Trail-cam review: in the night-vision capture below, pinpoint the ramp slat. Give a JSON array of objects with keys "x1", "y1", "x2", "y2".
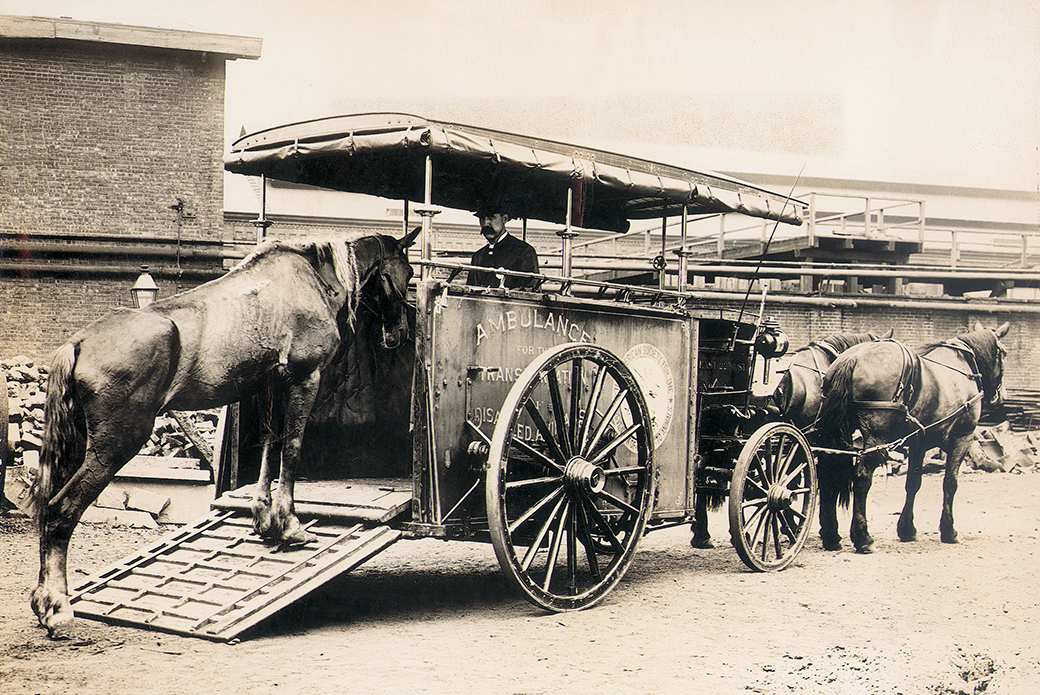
[{"x1": 69, "y1": 509, "x2": 401, "y2": 641}]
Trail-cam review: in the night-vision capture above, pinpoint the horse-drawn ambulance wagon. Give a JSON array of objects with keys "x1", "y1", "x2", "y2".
[{"x1": 51, "y1": 114, "x2": 819, "y2": 640}]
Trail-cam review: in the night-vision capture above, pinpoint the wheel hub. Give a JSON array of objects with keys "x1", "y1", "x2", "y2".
[
  {"x1": 767, "y1": 484, "x2": 792, "y2": 510},
  {"x1": 564, "y1": 457, "x2": 606, "y2": 494}
]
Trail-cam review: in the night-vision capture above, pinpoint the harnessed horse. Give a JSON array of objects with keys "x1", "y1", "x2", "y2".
[
  {"x1": 689, "y1": 330, "x2": 890, "y2": 550},
  {"x1": 815, "y1": 322, "x2": 1009, "y2": 553}
]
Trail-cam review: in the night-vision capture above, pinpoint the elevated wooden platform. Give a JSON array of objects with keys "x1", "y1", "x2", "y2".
[{"x1": 212, "y1": 478, "x2": 413, "y2": 524}]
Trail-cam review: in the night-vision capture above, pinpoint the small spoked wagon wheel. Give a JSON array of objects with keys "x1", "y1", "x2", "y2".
[
  {"x1": 728, "y1": 422, "x2": 817, "y2": 572},
  {"x1": 486, "y1": 343, "x2": 656, "y2": 611}
]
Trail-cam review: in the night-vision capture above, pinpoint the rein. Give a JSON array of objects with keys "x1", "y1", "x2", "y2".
[{"x1": 815, "y1": 390, "x2": 987, "y2": 458}]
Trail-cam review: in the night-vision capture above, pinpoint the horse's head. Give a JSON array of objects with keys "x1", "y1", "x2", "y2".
[
  {"x1": 355, "y1": 229, "x2": 418, "y2": 349},
  {"x1": 970, "y1": 321, "x2": 1011, "y2": 405}
]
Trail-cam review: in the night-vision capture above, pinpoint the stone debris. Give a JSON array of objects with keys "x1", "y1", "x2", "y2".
[
  {"x1": 968, "y1": 422, "x2": 1040, "y2": 473},
  {"x1": 3, "y1": 357, "x2": 219, "y2": 524}
]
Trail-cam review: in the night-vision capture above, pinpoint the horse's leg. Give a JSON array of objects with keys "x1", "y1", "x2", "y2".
[
  {"x1": 816, "y1": 453, "x2": 846, "y2": 551},
  {"x1": 34, "y1": 424, "x2": 152, "y2": 637},
  {"x1": 250, "y1": 378, "x2": 288, "y2": 538},
  {"x1": 897, "y1": 444, "x2": 924, "y2": 542},
  {"x1": 940, "y1": 437, "x2": 970, "y2": 544},
  {"x1": 268, "y1": 369, "x2": 322, "y2": 545},
  {"x1": 250, "y1": 428, "x2": 281, "y2": 538},
  {"x1": 849, "y1": 451, "x2": 879, "y2": 553},
  {"x1": 690, "y1": 491, "x2": 714, "y2": 549}
]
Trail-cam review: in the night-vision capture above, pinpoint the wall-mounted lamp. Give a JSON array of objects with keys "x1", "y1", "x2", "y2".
[{"x1": 131, "y1": 266, "x2": 159, "y2": 308}]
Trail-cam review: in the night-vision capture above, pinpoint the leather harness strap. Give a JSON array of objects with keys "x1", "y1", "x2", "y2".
[
  {"x1": 851, "y1": 339, "x2": 919, "y2": 414},
  {"x1": 925, "y1": 337, "x2": 985, "y2": 394}
]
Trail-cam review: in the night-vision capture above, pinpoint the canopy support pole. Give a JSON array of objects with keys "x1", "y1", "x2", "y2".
[
  {"x1": 418, "y1": 156, "x2": 434, "y2": 281},
  {"x1": 659, "y1": 216, "x2": 668, "y2": 292},
  {"x1": 676, "y1": 204, "x2": 690, "y2": 294},
  {"x1": 557, "y1": 186, "x2": 579, "y2": 294},
  {"x1": 251, "y1": 174, "x2": 273, "y2": 243}
]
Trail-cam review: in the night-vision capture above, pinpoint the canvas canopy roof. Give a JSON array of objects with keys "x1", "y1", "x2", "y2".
[{"x1": 225, "y1": 113, "x2": 804, "y2": 233}]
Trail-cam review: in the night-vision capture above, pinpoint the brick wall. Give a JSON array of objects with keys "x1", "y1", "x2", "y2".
[
  {"x1": 0, "y1": 273, "x2": 205, "y2": 358},
  {"x1": 0, "y1": 36, "x2": 226, "y2": 359},
  {"x1": 0, "y1": 38, "x2": 225, "y2": 240}
]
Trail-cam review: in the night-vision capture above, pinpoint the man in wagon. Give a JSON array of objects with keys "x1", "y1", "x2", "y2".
[{"x1": 466, "y1": 207, "x2": 540, "y2": 290}]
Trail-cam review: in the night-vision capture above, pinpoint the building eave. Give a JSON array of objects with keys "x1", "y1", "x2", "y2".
[{"x1": 0, "y1": 14, "x2": 261, "y2": 60}]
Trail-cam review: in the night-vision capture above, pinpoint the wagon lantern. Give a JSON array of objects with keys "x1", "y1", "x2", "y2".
[{"x1": 754, "y1": 316, "x2": 789, "y2": 385}]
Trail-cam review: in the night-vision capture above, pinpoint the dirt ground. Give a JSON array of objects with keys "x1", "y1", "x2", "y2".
[{"x1": 2, "y1": 469, "x2": 1038, "y2": 695}]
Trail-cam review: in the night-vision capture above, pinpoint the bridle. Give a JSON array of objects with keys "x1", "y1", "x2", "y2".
[{"x1": 355, "y1": 236, "x2": 411, "y2": 340}]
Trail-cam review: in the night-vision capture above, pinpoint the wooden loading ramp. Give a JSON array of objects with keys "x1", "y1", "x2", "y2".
[{"x1": 69, "y1": 480, "x2": 412, "y2": 642}]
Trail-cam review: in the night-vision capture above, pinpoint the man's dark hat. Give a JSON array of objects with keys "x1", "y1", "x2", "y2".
[{"x1": 475, "y1": 202, "x2": 508, "y2": 218}]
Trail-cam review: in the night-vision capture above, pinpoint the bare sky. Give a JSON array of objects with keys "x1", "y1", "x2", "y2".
[{"x1": 6, "y1": 0, "x2": 1039, "y2": 191}]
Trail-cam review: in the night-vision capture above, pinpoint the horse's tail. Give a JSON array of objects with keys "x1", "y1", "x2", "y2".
[
  {"x1": 819, "y1": 357, "x2": 856, "y2": 446},
  {"x1": 817, "y1": 356, "x2": 858, "y2": 508},
  {"x1": 34, "y1": 342, "x2": 82, "y2": 524}
]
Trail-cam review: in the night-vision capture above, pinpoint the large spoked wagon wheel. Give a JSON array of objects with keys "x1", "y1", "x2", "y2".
[
  {"x1": 486, "y1": 343, "x2": 656, "y2": 612},
  {"x1": 729, "y1": 422, "x2": 817, "y2": 572}
]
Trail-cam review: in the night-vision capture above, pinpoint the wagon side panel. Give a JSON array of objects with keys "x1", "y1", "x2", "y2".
[{"x1": 414, "y1": 284, "x2": 693, "y2": 532}]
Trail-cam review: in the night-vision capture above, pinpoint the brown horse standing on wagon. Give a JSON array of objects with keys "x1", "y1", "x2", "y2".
[
  {"x1": 32, "y1": 231, "x2": 417, "y2": 637},
  {"x1": 815, "y1": 322, "x2": 1009, "y2": 553}
]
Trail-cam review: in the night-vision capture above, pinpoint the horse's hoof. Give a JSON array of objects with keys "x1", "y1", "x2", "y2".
[
  {"x1": 281, "y1": 517, "x2": 317, "y2": 546},
  {"x1": 897, "y1": 519, "x2": 917, "y2": 542},
  {"x1": 282, "y1": 528, "x2": 317, "y2": 547},
  {"x1": 854, "y1": 544, "x2": 874, "y2": 554},
  {"x1": 690, "y1": 536, "x2": 715, "y2": 549},
  {"x1": 252, "y1": 514, "x2": 276, "y2": 539},
  {"x1": 46, "y1": 615, "x2": 75, "y2": 640},
  {"x1": 941, "y1": 533, "x2": 959, "y2": 544},
  {"x1": 822, "y1": 540, "x2": 842, "y2": 552},
  {"x1": 32, "y1": 595, "x2": 75, "y2": 639}
]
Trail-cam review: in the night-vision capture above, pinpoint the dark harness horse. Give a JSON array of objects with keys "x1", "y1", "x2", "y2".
[
  {"x1": 815, "y1": 322, "x2": 1009, "y2": 553},
  {"x1": 689, "y1": 329, "x2": 890, "y2": 549},
  {"x1": 32, "y1": 230, "x2": 417, "y2": 637}
]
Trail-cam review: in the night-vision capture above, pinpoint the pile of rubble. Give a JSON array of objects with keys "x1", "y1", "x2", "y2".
[
  {"x1": 4, "y1": 355, "x2": 48, "y2": 472},
  {"x1": 965, "y1": 422, "x2": 1040, "y2": 473},
  {"x1": 3, "y1": 355, "x2": 219, "y2": 522},
  {"x1": 885, "y1": 421, "x2": 1040, "y2": 476}
]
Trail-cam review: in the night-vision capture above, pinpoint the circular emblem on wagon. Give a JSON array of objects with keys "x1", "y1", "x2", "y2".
[{"x1": 621, "y1": 342, "x2": 675, "y2": 450}]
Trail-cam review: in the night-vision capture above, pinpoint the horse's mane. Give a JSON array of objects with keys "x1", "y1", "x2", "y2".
[
  {"x1": 232, "y1": 237, "x2": 361, "y2": 324},
  {"x1": 813, "y1": 331, "x2": 879, "y2": 354}
]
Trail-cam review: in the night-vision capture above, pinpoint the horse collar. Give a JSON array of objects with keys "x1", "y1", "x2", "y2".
[
  {"x1": 813, "y1": 341, "x2": 840, "y2": 360},
  {"x1": 941, "y1": 338, "x2": 987, "y2": 394}
]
